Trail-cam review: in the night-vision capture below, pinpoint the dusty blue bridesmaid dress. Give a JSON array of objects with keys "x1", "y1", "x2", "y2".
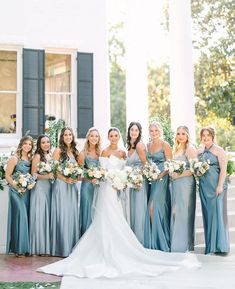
[
  {"x1": 127, "y1": 150, "x2": 147, "y2": 245},
  {"x1": 199, "y1": 148, "x2": 229, "y2": 254},
  {"x1": 51, "y1": 156, "x2": 80, "y2": 257},
  {"x1": 7, "y1": 159, "x2": 31, "y2": 255},
  {"x1": 79, "y1": 155, "x2": 99, "y2": 236},
  {"x1": 170, "y1": 154, "x2": 196, "y2": 252},
  {"x1": 30, "y1": 177, "x2": 52, "y2": 255},
  {"x1": 144, "y1": 149, "x2": 170, "y2": 251}
]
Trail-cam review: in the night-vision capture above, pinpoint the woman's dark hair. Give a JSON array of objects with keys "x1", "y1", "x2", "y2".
[
  {"x1": 59, "y1": 127, "x2": 79, "y2": 161},
  {"x1": 108, "y1": 127, "x2": 120, "y2": 137},
  {"x1": 35, "y1": 135, "x2": 51, "y2": 162},
  {"x1": 126, "y1": 122, "x2": 142, "y2": 150}
]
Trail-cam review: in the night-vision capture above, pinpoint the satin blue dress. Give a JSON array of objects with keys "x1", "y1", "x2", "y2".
[
  {"x1": 127, "y1": 150, "x2": 147, "y2": 245},
  {"x1": 170, "y1": 154, "x2": 196, "y2": 252},
  {"x1": 199, "y1": 148, "x2": 229, "y2": 254},
  {"x1": 51, "y1": 156, "x2": 80, "y2": 257},
  {"x1": 144, "y1": 149, "x2": 170, "y2": 251},
  {"x1": 80, "y1": 155, "x2": 99, "y2": 236},
  {"x1": 30, "y1": 177, "x2": 52, "y2": 255},
  {"x1": 7, "y1": 159, "x2": 31, "y2": 255}
]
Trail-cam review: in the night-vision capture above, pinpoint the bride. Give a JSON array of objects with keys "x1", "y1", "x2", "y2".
[{"x1": 38, "y1": 127, "x2": 200, "y2": 279}]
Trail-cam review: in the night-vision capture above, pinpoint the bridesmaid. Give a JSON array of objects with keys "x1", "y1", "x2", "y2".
[
  {"x1": 126, "y1": 122, "x2": 147, "y2": 245},
  {"x1": 144, "y1": 121, "x2": 172, "y2": 251},
  {"x1": 30, "y1": 135, "x2": 54, "y2": 255},
  {"x1": 51, "y1": 127, "x2": 80, "y2": 257},
  {"x1": 78, "y1": 127, "x2": 101, "y2": 236},
  {"x1": 198, "y1": 126, "x2": 229, "y2": 254},
  {"x1": 5, "y1": 136, "x2": 34, "y2": 256},
  {"x1": 170, "y1": 126, "x2": 197, "y2": 252}
]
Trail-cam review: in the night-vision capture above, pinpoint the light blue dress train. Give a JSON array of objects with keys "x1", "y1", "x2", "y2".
[
  {"x1": 170, "y1": 154, "x2": 196, "y2": 252},
  {"x1": 144, "y1": 149, "x2": 170, "y2": 251},
  {"x1": 7, "y1": 159, "x2": 31, "y2": 255},
  {"x1": 199, "y1": 148, "x2": 229, "y2": 254},
  {"x1": 127, "y1": 150, "x2": 147, "y2": 245},
  {"x1": 50, "y1": 156, "x2": 80, "y2": 257},
  {"x1": 30, "y1": 177, "x2": 52, "y2": 255},
  {"x1": 79, "y1": 155, "x2": 99, "y2": 236}
]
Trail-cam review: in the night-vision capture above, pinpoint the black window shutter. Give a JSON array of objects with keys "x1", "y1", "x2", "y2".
[
  {"x1": 22, "y1": 49, "x2": 45, "y2": 138},
  {"x1": 77, "y1": 52, "x2": 93, "y2": 138}
]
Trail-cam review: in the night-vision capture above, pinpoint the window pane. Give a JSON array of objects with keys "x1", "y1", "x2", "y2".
[
  {"x1": 45, "y1": 53, "x2": 71, "y2": 127},
  {"x1": 0, "y1": 51, "x2": 17, "y2": 91},
  {"x1": 45, "y1": 54, "x2": 71, "y2": 93},
  {"x1": 0, "y1": 93, "x2": 16, "y2": 133}
]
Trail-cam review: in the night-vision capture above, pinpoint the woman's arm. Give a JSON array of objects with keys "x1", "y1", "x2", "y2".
[
  {"x1": 136, "y1": 142, "x2": 147, "y2": 165},
  {"x1": 5, "y1": 156, "x2": 19, "y2": 190},
  {"x1": 159, "y1": 141, "x2": 172, "y2": 178},
  {"x1": 216, "y1": 146, "x2": 228, "y2": 196},
  {"x1": 78, "y1": 151, "x2": 85, "y2": 166}
]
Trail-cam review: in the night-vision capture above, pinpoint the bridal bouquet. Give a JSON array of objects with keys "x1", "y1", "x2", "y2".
[
  {"x1": 126, "y1": 166, "x2": 144, "y2": 189},
  {"x1": 190, "y1": 158, "x2": 210, "y2": 177},
  {"x1": 13, "y1": 172, "x2": 36, "y2": 195},
  {"x1": 83, "y1": 166, "x2": 107, "y2": 185},
  {"x1": 142, "y1": 161, "x2": 161, "y2": 181},
  {"x1": 37, "y1": 160, "x2": 58, "y2": 182},
  {"x1": 58, "y1": 160, "x2": 83, "y2": 180},
  {"x1": 107, "y1": 169, "x2": 128, "y2": 192},
  {"x1": 0, "y1": 154, "x2": 9, "y2": 191},
  {"x1": 164, "y1": 160, "x2": 186, "y2": 175}
]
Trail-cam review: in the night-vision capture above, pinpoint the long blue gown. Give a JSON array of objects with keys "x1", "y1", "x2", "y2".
[
  {"x1": 7, "y1": 159, "x2": 31, "y2": 255},
  {"x1": 30, "y1": 177, "x2": 52, "y2": 255},
  {"x1": 144, "y1": 149, "x2": 170, "y2": 251},
  {"x1": 79, "y1": 155, "x2": 99, "y2": 236},
  {"x1": 127, "y1": 150, "x2": 147, "y2": 245},
  {"x1": 199, "y1": 149, "x2": 229, "y2": 254},
  {"x1": 170, "y1": 154, "x2": 196, "y2": 252},
  {"x1": 51, "y1": 156, "x2": 80, "y2": 257}
]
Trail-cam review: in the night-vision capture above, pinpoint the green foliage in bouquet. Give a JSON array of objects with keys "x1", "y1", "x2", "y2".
[
  {"x1": 227, "y1": 159, "x2": 235, "y2": 177},
  {"x1": 46, "y1": 119, "x2": 65, "y2": 148}
]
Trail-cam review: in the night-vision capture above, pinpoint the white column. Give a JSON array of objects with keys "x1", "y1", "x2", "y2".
[
  {"x1": 126, "y1": 0, "x2": 149, "y2": 141},
  {"x1": 169, "y1": 0, "x2": 196, "y2": 141}
]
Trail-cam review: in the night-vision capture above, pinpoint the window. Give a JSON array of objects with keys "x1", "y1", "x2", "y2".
[
  {"x1": 0, "y1": 50, "x2": 17, "y2": 134},
  {"x1": 45, "y1": 53, "x2": 72, "y2": 127}
]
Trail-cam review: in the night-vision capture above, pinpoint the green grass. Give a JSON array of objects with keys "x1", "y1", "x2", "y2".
[{"x1": 0, "y1": 282, "x2": 60, "y2": 289}]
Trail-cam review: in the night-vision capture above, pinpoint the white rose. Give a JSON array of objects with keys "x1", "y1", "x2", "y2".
[
  {"x1": 63, "y1": 168, "x2": 70, "y2": 176},
  {"x1": 94, "y1": 170, "x2": 102, "y2": 179}
]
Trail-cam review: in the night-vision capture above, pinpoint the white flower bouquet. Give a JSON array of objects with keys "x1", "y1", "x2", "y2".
[
  {"x1": 107, "y1": 169, "x2": 128, "y2": 192},
  {"x1": 164, "y1": 160, "x2": 187, "y2": 175},
  {"x1": 37, "y1": 159, "x2": 58, "y2": 174},
  {"x1": 83, "y1": 166, "x2": 107, "y2": 185},
  {"x1": 0, "y1": 154, "x2": 9, "y2": 190},
  {"x1": 13, "y1": 172, "x2": 36, "y2": 195},
  {"x1": 58, "y1": 160, "x2": 83, "y2": 180},
  {"x1": 190, "y1": 158, "x2": 210, "y2": 177},
  {"x1": 142, "y1": 161, "x2": 161, "y2": 181},
  {"x1": 126, "y1": 166, "x2": 144, "y2": 189}
]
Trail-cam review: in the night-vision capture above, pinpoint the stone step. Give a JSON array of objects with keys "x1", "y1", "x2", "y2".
[
  {"x1": 195, "y1": 210, "x2": 235, "y2": 229},
  {"x1": 195, "y1": 227, "x2": 235, "y2": 245},
  {"x1": 194, "y1": 243, "x2": 235, "y2": 254},
  {"x1": 196, "y1": 197, "x2": 235, "y2": 213}
]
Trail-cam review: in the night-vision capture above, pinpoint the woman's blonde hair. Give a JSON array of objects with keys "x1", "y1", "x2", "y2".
[
  {"x1": 83, "y1": 127, "x2": 101, "y2": 156},
  {"x1": 173, "y1": 126, "x2": 190, "y2": 154},
  {"x1": 149, "y1": 120, "x2": 163, "y2": 139},
  {"x1": 16, "y1": 136, "x2": 34, "y2": 160}
]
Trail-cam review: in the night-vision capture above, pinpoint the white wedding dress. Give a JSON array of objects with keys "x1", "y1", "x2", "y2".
[{"x1": 38, "y1": 155, "x2": 200, "y2": 286}]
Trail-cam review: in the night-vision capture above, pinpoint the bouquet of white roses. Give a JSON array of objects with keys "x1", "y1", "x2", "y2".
[
  {"x1": 83, "y1": 166, "x2": 107, "y2": 185},
  {"x1": 142, "y1": 161, "x2": 161, "y2": 181},
  {"x1": 107, "y1": 169, "x2": 128, "y2": 192},
  {"x1": 57, "y1": 160, "x2": 83, "y2": 180},
  {"x1": 190, "y1": 158, "x2": 210, "y2": 177},
  {"x1": 126, "y1": 166, "x2": 144, "y2": 189},
  {"x1": 13, "y1": 172, "x2": 36, "y2": 195},
  {"x1": 164, "y1": 160, "x2": 186, "y2": 175},
  {"x1": 0, "y1": 154, "x2": 9, "y2": 190},
  {"x1": 37, "y1": 159, "x2": 58, "y2": 174}
]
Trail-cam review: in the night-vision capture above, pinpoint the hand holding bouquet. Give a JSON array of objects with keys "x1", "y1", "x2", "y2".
[
  {"x1": 190, "y1": 158, "x2": 210, "y2": 177},
  {"x1": 126, "y1": 166, "x2": 144, "y2": 190},
  {"x1": 83, "y1": 166, "x2": 107, "y2": 185},
  {"x1": 58, "y1": 160, "x2": 83, "y2": 182},
  {"x1": 164, "y1": 160, "x2": 187, "y2": 175},
  {"x1": 142, "y1": 161, "x2": 161, "y2": 181},
  {"x1": 107, "y1": 169, "x2": 128, "y2": 192},
  {"x1": 37, "y1": 159, "x2": 58, "y2": 182},
  {"x1": 13, "y1": 172, "x2": 36, "y2": 195}
]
